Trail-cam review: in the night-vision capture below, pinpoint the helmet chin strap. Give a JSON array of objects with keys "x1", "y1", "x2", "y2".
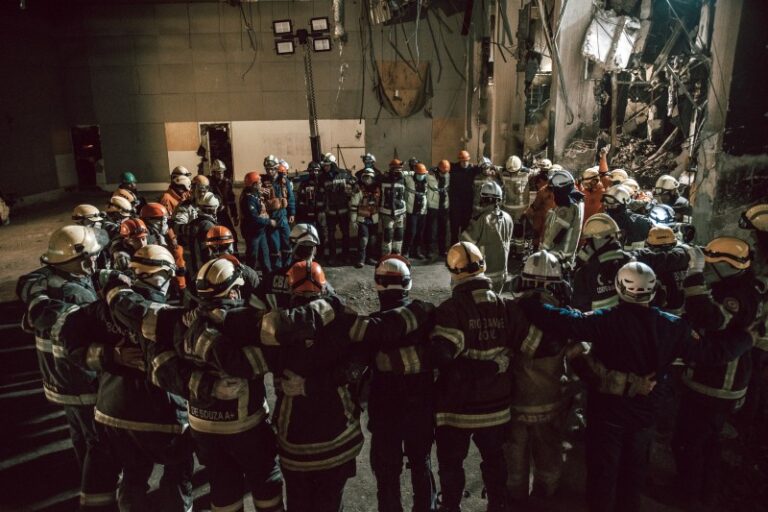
[{"x1": 136, "y1": 273, "x2": 171, "y2": 295}]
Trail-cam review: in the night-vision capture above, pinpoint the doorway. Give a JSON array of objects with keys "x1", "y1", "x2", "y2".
[
  {"x1": 71, "y1": 126, "x2": 102, "y2": 190},
  {"x1": 199, "y1": 123, "x2": 233, "y2": 179}
]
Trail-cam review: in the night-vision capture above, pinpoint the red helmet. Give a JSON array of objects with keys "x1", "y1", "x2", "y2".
[
  {"x1": 244, "y1": 172, "x2": 261, "y2": 188},
  {"x1": 205, "y1": 226, "x2": 234, "y2": 247},
  {"x1": 286, "y1": 260, "x2": 327, "y2": 296},
  {"x1": 140, "y1": 202, "x2": 169, "y2": 220},
  {"x1": 389, "y1": 159, "x2": 403, "y2": 169},
  {"x1": 119, "y1": 218, "x2": 149, "y2": 240}
]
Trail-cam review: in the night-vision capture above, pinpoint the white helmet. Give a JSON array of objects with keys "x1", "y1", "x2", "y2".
[
  {"x1": 171, "y1": 165, "x2": 191, "y2": 178},
  {"x1": 374, "y1": 255, "x2": 412, "y2": 291},
  {"x1": 505, "y1": 155, "x2": 523, "y2": 172},
  {"x1": 289, "y1": 223, "x2": 321, "y2": 247},
  {"x1": 196, "y1": 257, "x2": 245, "y2": 299},
  {"x1": 72, "y1": 204, "x2": 103, "y2": 224},
  {"x1": 583, "y1": 213, "x2": 620, "y2": 239},
  {"x1": 211, "y1": 159, "x2": 227, "y2": 173},
  {"x1": 362, "y1": 153, "x2": 376, "y2": 165},
  {"x1": 198, "y1": 192, "x2": 220, "y2": 211},
  {"x1": 602, "y1": 185, "x2": 632, "y2": 208},
  {"x1": 41, "y1": 225, "x2": 102, "y2": 265},
  {"x1": 582, "y1": 166, "x2": 600, "y2": 181},
  {"x1": 264, "y1": 154, "x2": 279, "y2": 169},
  {"x1": 106, "y1": 196, "x2": 134, "y2": 217},
  {"x1": 623, "y1": 178, "x2": 639, "y2": 195},
  {"x1": 537, "y1": 158, "x2": 552, "y2": 170},
  {"x1": 129, "y1": 245, "x2": 176, "y2": 275},
  {"x1": 480, "y1": 181, "x2": 503, "y2": 200},
  {"x1": 608, "y1": 169, "x2": 629, "y2": 184},
  {"x1": 550, "y1": 170, "x2": 575, "y2": 188},
  {"x1": 322, "y1": 152, "x2": 336, "y2": 165},
  {"x1": 654, "y1": 175, "x2": 679, "y2": 193},
  {"x1": 522, "y1": 250, "x2": 563, "y2": 286},
  {"x1": 172, "y1": 175, "x2": 192, "y2": 190},
  {"x1": 446, "y1": 242, "x2": 486, "y2": 281},
  {"x1": 479, "y1": 157, "x2": 493, "y2": 170},
  {"x1": 615, "y1": 261, "x2": 657, "y2": 304}
]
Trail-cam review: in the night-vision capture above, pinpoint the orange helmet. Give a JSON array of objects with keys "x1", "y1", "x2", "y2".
[
  {"x1": 244, "y1": 172, "x2": 262, "y2": 188},
  {"x1": 438, "y1": 160, "x2": 451, "y2": 173},
  {"x1": 205, "y1": 226, "x2": 234, "y2": 247},
  {"x1": 458, "y1": 150, "x2": 470, "y2": 162},
  {"x1": 389, "y1": 159, "x2": 403, "y2": 169},
  {"x1": 286, "y1": 260, "x2": 327, "y2": 296},
  {"x1": 414, "y1": 163, "x2": 428, "y2": 175},
  {"x1": 140, "y1": 202, "x2": 169, "y2": 220},
  {"x1": 119, "y1": 218, "x2": 149, "y2": 240}
]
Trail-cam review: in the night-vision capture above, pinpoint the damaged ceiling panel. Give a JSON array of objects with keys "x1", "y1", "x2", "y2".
[{"x1": 582, "y1": 8, "x2": 642, "y2": 70}]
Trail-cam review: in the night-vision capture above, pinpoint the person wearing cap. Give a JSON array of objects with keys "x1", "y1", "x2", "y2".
[
  {"x1": 403, "y1": 163, "x2": 430, "y2": 259},
  {"x1": 449, "y1": 150, "x2": 481, "y2": 245},
  {"x1": 425, "y1": 160, "x2": 451, "y2": 259}
]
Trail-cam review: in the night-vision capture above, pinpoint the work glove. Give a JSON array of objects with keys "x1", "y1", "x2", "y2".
[
  {"x1": 281, "y1": 370, "x2": 306, "y2": 397},
  {"x1": 686, "y1": 245, "x2": 706, "y2": 275},
  {"x1": 212, "y1": 377, "x2": 247, "y2": 400}
]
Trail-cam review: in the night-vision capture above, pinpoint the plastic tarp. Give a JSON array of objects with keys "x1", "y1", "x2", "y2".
[{"x1": 582, "y1": 8, "x2": 641, "y2": 70}]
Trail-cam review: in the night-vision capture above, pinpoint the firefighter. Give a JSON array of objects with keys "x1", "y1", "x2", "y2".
[
  {"x1": 645, "y1": 226, "x2": 689, "y2": 314},
  {"x1": 380, "y1": 159, "x2": 408, "y2": 255},
  {"x1": 97, "y1": 245, "x2": 193, "y2": 511},
  {"x1": 524, "y1": 169, "x2": 555, "y2": 249},
  {"x1": 403, "y1": 163, "x2": 430, "y2": 259},
  {"x1": 17, "y1": 226, "x2": 103, "y2": 471},
  {"x1": 160, "y1": 174, "x2": 192, "y2": 216},
  {"x1": 461, "y1": 181, "x2": 514, "y2": 293},
  {"x1": 597, "y1": 145, "x2": 612, "y2": 190},
  {"x1": 501, "y1": 156, "x2": 532, "y2": 258},
  {"x1": 140, "y1": 202, "x2": 186, "y2": 292},
  {"x1": 117, "y1": 171, "x2": 146, "y2": 211},
  {"x1": 112, "y1": 188, "x2": 139, "y2": 213},
  {"x1": 209, "y1": 159, "x2": 239, "y2": 246},
  {"x1": 606, "y1": 169, "x2": 628, "y2": 187},
  {"x1": 541, "y1": 170, "x2": 584, "y2": 266},
  {"x1": 571, "y1": 213, "x2": 692, "y2": 312},
  {"x1": 430, "y1": 241, "x2": 533, "y2": 512},
  {"x1": 72, "y1": 204, "x2": 105, "y2": 230},
  {"x1": 602, "y1": 184, "x2": 653, "y2": 250},
  {"x1": 240, "y1": 171, "x2": 272, "y2": 274},
  {"x1": 267, "y1": 163, "x2": 296, "y2": 268},
  {"x1": 104, "y1": 196, "x2": 135, "y2": 239},
  {"x1": 350, "y1": 167, "x2": 381, "y2": 268},
  {"x1": 472, "y1": 158, "x2": 502, "y2": 217},
  {"x1": 109, "y1": 218, "x2": 148, "y2": 271},
  {"x1": 204, "y1": 225, "x2": 236, "y2": 258},
  {"x1": 622, "y1": 179, "x2": 653, "y2": 215},
  {"x1": 318, "y1": 152, "x2": 354, "y2": 264},
  {"x1": 185, "y1": 191, "x2": 220, "y2": 279},
  {"x1": 295, "y1": 161, "x2": 323, "y2": 231},
  {"x1": 172, "y1": 174, "x2": 210, "y2": 240},
  {"x1": 368, "y1": 256, "x2": 437, "y2": 512},
  {"x1": 448, "y1": 150, "x2": 481, "y2": 244},
  {"x1": 654, "y1": 175, "x2": 692, "y2": 223},
  {"x1": 517, "y1": 261, "x2": 753, "y2": 512},
  {"x1": 649, "y1": 203, "x2": 696, "y2": 244},
  {"x1": 360, "y1": 152, "x2": 382, "y2": 177},
  {"x1": 425, "y1": 160, "x2": 451, "y2": 260},
  {"x1": 579, "y1": 167, "x2": 605, "y2": 227},
  {"x1": 674, "y1": 237, "x2": 760, "y2": 507}
]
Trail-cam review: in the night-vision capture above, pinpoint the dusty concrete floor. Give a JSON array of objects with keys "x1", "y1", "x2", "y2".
[{"x1": 2, "y1": 193, "x2": 762, "y2": 511}]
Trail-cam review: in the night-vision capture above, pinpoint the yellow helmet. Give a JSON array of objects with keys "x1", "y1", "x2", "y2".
[
  {"x1": 582, "y1": 213, "x2": 620, "y2": 239},
  {"x1": 112, "y1": 188, "x2": 136, "y2": 204},
  {"x1": 703, "y1": 237, "x2": 751, "y2": 270},
  {"x1": 41, "y1": 225, "x2": 103, "y2": 265},
  {"x1": 740, "y1": 203, "x2": 768, "y2": 232},
  {"x1": 446, "y1": 242, "x2": 486, "y2": 281},
  {"x1": 646, "y1": 226, "x2": 677, "y2": 248}
]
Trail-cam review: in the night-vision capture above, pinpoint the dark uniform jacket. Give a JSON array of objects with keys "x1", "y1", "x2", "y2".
[
  {"x1": 294, "y1": 174, "x2": 323, "y2": 222},
  {"x1": 239, "y1": 189, "x2": 270, "y2": 237},
  {"x1": 448, "y1": 164, "x2": 480, "y2": 217},
  {"x1": 318, "y1": 166, "x2": 354, "y2": 215},
  {"x1": 210, "y1": 176, "x2": 238, "y2": 224},
  {"x1": 607, "y1": 206, "x2": 654, "y2": 250},
  {"x1": 379, "y1": 174, "x2": 406, "y2": 217}
]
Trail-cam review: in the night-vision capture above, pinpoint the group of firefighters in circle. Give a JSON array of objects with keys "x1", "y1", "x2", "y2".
[{"x1": 16, "y1": 146, "x2": 768, "y2": 512}]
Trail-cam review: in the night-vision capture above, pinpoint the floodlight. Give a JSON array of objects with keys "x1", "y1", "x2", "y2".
[
  {"x1": 310, "y1": 17, "x2": 330, "y2": 33},
  {"x1": 273, "y1": 19, "x2": 293, "y2": 36},
  {"x1": 276, "y1": 40, "x2": 295, "y2": 55},
  {"x1": 312, "y1": 37, "x2": 332, "y2": 52}
]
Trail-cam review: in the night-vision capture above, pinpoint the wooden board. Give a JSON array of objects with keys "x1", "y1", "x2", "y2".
[
  {"x1": 164, "y1": 122, "x2": 199, "y2": 152},
  {"x1": 431, "y1": 117, "x2": 465, "y2": 164}
]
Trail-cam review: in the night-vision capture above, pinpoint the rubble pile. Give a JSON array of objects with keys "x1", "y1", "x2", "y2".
[{"x1": 611, "y1": 134, "x2": 680, "y2": 188}]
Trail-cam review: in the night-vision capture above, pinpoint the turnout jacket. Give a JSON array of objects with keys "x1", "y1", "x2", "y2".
[
  {"x1": 294, "y1": 174, "x2": 323, "y2": 221},
  {"x1": 404, "y1": 175, "x2": 429, "y2": 215},
  {"x1": 501, "y1": 169, "x2": 531, "y2": 220},
  {"x1": 430, "y1": 277, "x2": 531, "y2": 429},
  {"x1": 318, "y1": 166, "x2": 355, "y2": 215},
  {"x1": 461, "y1": 207, "x2": 514, "y2": 287},
  {"x1": 379, "y1": 173, "x2": 407, "y2": 217},
  {"x1": 18, "y1": 267, "x2": 99, "y2": 406},
  {"x1": 518, "y1": 299, "x2": 753, "y2": 428},
  {"x1": 541, "y1": 202, "x2": 584, "y2": 263},
  {"x1": 350, "y1": 183, "x2": 381, "y2": 225},
  {"x1": 607, "y1": 206, "x2": 653, "y2": 250},
  {"x1": 426, "y1": 170, "x2": 450, "y2": 211}
]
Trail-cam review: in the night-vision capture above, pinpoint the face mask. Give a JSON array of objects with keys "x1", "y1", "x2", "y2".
[
  {"x1": 80, "y1": 255, "x2": 98, "y2": 276},
  {"x1": 415, "y1": 174, "x2": 426, "y2": 181}
]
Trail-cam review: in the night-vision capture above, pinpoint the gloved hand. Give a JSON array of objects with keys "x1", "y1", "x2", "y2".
[
  {"x1": 269, "y1": 219, "x2": 277, "y2": 228},
  {"x1": 113, "y1": 345, "x2": 145, "y2": 371},
  {"x1": 281, "y1": 370, "x2": 306, "y2": 397},
  {"x1": 212, "y1": 377, "x2": 247, "y2": 400},
  {"x1": 686, "y1": 245, "x2": 706, "y2": 274}
]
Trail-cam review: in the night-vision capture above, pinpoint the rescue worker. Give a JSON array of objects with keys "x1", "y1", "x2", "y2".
[
  {"x1": 209, "y1": 159, "x2": 239, "y2": 248},
  {"x1": 541, "y1": 170, "x2": 584, "y2": 266},
  {"x1": 17, "y1": 226, "x2": 103, "y2": 471},
  {"x1": 268, "y1": 163, "x2": 296, "y2": 268},
  {"x1": 240, "y1": 171, "x2": 272, "y2": 273},
  {"x1": 350, "y1": 168, "x2": 381, "y2": 268},
  {"x1": 263, "y1": 154, "x2": 280, "y2": 176},
  {"x1": 379, "y1": 159, "x2": 408, "y2": 255},
  {"x1": 97, "y1": 245, "x2": 193, "y2": 511},
  {"x1": 654, "y1": 175, "x2": 692, "y2": 223},
  {"x1": 112, "y1": 188, "x2": 139, "y2": 213},
  {"x1": 579, "y1": 167, "x2": 605, "y2": 227},
  {"x1": 501, "y1": 156, "x2": 532, "y2": 258},
  {"x1": 72, "y1": 204, "x2": 105, "y2": 230},
  {"x1": 361, "y1": 152, "x2": 382, "y2": 177},
  {"x1": 524, "y1": 169, "x2": 555, "y2": 249},
  {"x1": 645, "y1": 226, "x2": 688, "y2": 314},
  {"x1": 110, "y1": 218, "x2": 149, "y2": 271},
  {"x1": 160, "y1": 174, "x2": 192, "y2": 216},
  {"x1": 172, "y1": 174, "x2": 210, "y2": 240},
  {"x1": 403, "y1": 163, "x2": 429, "y2": 259},
  {"x1": 740, "y1": 202, "x2": 768, "y2": 274},
  {"x1": 602, "y1": 184, "x2": 653, "y2": 250},
  {"x1": 140, "y1": 202, "x2": 186, "y2": 292},
  {"x1": 623, "y1": 179, "x2": 653, "y2": 215},
  {"x1": 104, "y1": 195, "x2": 135, "y2": 239},
  {"x1": 571, "y1": 213, "x2": 692, "y2": 312},
  {"x1": 430, "y1": 241, "x2": 533, "y2": 512},
  {"x1": 295, "y1": 161, "x2": 323, "y2": 230},
  {"x1": 425, "y1": 160, "x2": 451, "y2": 260},
  {"x1": 318, "y1": 152, "x2": 354, "y2": 263},
  {"x1": 461, "y1": 181, "x2": 514, "y2": 293},
  {"x1": 368, "y1": 256, "x2": 437, "y2": 512},
  {"x1": 674, "y1": 237, "x2": 760, "y2": 507},
  {"x1": 517, "y1": 261, "x2": 753, "y2": 512},
  {"x1": 117, "y1": 171, "x2": 146, "y2": 211},
  {"x1": 448, "y1": 150, "x2": 481, "y2": 244},
  {"x1": 171, "y1": 165, "x2": 192, "y2": 180},
  {"x1": 204, "y1": 225, "x2": 236, "y2": 258},
  {"x1": 606, "y1": 169, "x2": 628, "y2": 187},
  {"x1": 185, "y1": 191, "x2": 220, "y2": 279},
  {"x1": 597, "y1": 145, "x2": 612, "y2": 190},
  {"x1": 471, "y1": 158, "x2": 501, "y2": 217}
]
